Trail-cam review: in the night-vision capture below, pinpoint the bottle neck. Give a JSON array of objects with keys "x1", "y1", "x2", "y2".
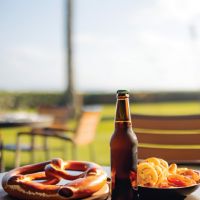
[{"x1": 115, "y1": 96, "x2": 132, "y2": 128}]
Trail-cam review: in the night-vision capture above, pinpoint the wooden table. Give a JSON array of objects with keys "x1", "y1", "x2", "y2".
[
  {"x1": 0, "y1": 166, "x2": 199, "y2": 200},
  {"x1": 0, "y1": 112, "x2": 53, "y2": 128}
]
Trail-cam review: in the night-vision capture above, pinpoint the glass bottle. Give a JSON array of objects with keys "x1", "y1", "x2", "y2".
[{"x1": 110, "y1": 90, "x2": 138, "y2": 200}]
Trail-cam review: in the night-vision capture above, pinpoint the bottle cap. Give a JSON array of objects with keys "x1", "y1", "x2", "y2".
[{"x1": 117, "y1": 90, "x2": 129, "y2": 97}]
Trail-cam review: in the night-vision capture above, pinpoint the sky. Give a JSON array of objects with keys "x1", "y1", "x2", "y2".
[{"x1": 0, "y1": 0, "x2": 200, "y2": 92}]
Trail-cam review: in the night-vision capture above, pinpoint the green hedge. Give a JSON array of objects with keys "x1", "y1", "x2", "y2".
[
  {"x1": 0, "y1": 91, "x2": 200, "y2": 110},
  {"x1": 83, "y1": 91, "x2": 200, "y2": 104},
  {"x1": 0, "y1": 92, "x2": 66, "y2": 110}
]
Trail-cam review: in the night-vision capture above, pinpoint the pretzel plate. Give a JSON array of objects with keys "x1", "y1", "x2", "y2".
[{"x1": 2, "y1": 158, "x2": 110, "y2": 200}]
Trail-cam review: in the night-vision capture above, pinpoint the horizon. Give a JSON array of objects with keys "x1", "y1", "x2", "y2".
[{"x1": 0, "y1": 88, "x2": 199, "y2": 94}]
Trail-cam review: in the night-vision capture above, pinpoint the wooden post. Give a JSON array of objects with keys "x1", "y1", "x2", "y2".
[{"x1": 66, "y1": 0, "x2": 76, "y2": 113}]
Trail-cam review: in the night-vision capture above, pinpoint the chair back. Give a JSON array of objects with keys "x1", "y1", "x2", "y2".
[
  {"x1": 131, "y1": 114, "x2": 200, "y2": 163},
  {"x1": 38, "y1": 106, "x2": 71, "y2": 128},
  {"x1": 74, "y1": 111, "x2": 100, "y2": 145}
]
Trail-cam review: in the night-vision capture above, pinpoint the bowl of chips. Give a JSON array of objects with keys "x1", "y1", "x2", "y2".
[{"x1": 136, "y1": 157, "x2": 200, "y2": 199}]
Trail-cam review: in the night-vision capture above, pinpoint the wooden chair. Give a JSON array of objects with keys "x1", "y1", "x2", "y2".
[
  {"x1": 35, "y1": 105, "x2": 72, "y2": 131},
  {"x1": 38, "y1": 107, "x2": 101, "y2": 162},
  {"x1": 14, "y1": 109, "x2": 101, "y2": 167},
  {"x1": 131, "y1": 114, "x2": 200, "y2": 164},
  {"x1": 71, "y1": 110, "x2": 101, "y2": 161}
]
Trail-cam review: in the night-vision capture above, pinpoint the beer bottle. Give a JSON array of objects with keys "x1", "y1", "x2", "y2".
[{"x1": 110, "y1": 90, "x2": 138, "y2": 200}]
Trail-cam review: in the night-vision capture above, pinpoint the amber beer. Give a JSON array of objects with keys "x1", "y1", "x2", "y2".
[{"x1": 110, "y1": 90, "x2": 138, "y2": 200}]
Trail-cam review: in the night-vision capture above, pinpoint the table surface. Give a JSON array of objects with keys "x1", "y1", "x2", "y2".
[
  {"x1": 0, "y1": 166, "x2": 199, "y2": 200},
  {"x1": 0, "y1": 112, "x2": 53, "y2": 128}
]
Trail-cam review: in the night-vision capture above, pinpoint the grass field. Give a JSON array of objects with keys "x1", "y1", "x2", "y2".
[{"x1": 1, "y1": 101, "x2": 200, "y2": 170}]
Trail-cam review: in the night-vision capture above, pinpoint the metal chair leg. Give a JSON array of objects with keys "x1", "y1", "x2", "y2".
[
  {"x1": 62, "y1": 143, "x2": 67, "y2": 160},
  {"x1": 0, "y1": 143, "x2": 4, "y2": 172},
  {"x1": 89, "y1": 143, "x2": 96, "y2": 162},
  {"x1": 0, "y1": 133, "x2": 4, "y2": 172},
  {"x1": 30, "y1": 134, "x2": 36, "y2": 163},
  {"x1": 72, "y1": 143, "x2": 77, "y2": 160},
  {"x1": 43, "y1": 136, "x2": 50, "y2": 160},
  {"x1": 15, "y1": 134, "x2": 21, "y2": 168}
]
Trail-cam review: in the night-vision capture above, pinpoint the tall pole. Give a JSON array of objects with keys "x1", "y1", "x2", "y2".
[{"x1": 66, "y1": 0, "x2": 75, "y2": 112}]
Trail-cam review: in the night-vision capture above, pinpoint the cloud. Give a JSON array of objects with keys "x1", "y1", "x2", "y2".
[
  {"x1": 1, "y1": 0, "x2": 200, "y2": 92},
  {"x1": 128, "y1": 0, "x2": 200, "y2": 26},
  {"x1": 74, "y1": 0, "x2": 200, "y2": 92},
  {"x1": 159, "y1": 0, "x2": 200, "y2": 23}
]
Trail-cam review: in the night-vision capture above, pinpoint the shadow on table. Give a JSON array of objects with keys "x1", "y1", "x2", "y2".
[{"x1": 137, "y1": 195, "x2": 198, "y2": 200}]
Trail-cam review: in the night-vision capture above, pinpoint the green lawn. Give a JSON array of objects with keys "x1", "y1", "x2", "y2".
[{"x1": 1, "y1": 101, "x2": 200, "y2": 170}]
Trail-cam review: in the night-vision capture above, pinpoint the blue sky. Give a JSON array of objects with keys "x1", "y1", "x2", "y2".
[{"x1": 0, "y1": 0, "x2": 200, "y2": 92}]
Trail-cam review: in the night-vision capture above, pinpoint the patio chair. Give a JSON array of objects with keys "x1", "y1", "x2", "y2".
[
  {"x1": 34, "y1": 105, "x2": 72, "y2": 131},
  {"x1": 14, "y1": 130, "x2": 75, "y2": 168},
  {"x1": 131, "y1": 114, "x2": 200, "y2": 164},
  {"x1": 14, "y1": 109, "x2": 101, "y2": 167},
  {"x1": 0, "y1": 106, "x2": 72, "y2": 171}
]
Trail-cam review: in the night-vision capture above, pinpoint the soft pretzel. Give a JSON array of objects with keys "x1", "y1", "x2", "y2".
[{"x1": 2, "y1": 158, "x2": 107, "y2": 200}]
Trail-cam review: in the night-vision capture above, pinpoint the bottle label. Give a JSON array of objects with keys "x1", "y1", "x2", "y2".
[{"x1": 115, "y1": 120, "x2": 131, "y2": 123}]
